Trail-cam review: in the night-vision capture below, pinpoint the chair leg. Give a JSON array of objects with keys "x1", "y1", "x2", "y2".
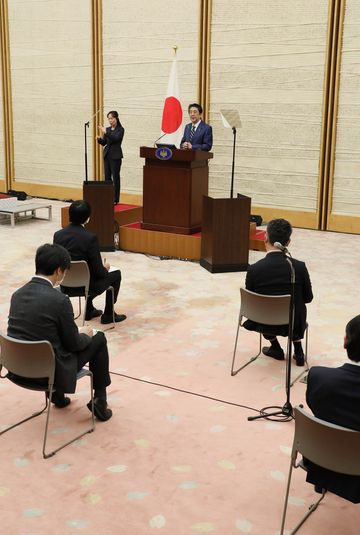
[
  {"x1": 280, "y1": 455, "x2": 326, "y2": 535},
  {"x1": 287, "y1": 490, "x2": 326, "y2": 535},
  {"x1": 72, "y1": 296, "x2": 82, "y2": 321},
  {"x1": 43, "y1": 374, "x2": 95, "y2": 459},
  {"x1": 81, "y1": 296, "x2": 88, "y2": 326},
  {"x1": 0, "y1": 394, "x2": 48, "y2": 436},
  {"x1": 231, "y1": 319, "x2": 262, "y2": 376},
  {"x1": 280, "y1": 462, "x2": 294, "y2": 535}
]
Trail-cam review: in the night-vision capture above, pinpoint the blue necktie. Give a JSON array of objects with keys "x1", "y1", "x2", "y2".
[{"x1": 189, "y1": 125, "x2": 195, "y2": 142}]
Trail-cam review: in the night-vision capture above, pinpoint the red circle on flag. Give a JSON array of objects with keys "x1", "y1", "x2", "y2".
[{"x1": 161, "y1": 96, "x2": 183, "y2": 134}]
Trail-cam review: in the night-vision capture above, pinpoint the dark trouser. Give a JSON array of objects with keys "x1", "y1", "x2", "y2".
[
  {"x1": 262, "y1": 333, "x2": 302, "y2": 341},
  {"x1": 88, "y1": 269, "x2": 121, "y2": 315},
  {"x1": 76, "y1": 331, "x2": 111, "y2": 391},
  {"x1": 104, "y1": 157, "x2": 122, "y2": 204}
]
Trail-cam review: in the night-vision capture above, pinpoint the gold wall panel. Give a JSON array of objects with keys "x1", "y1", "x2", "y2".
[
  {"x1": 209, "y1": 0, "x2": 329, "y2": 222},
  {"x1": 8, "y1": 0, "x2": 93, "y2": 188},
  {"x1": 102, "y1": 0, "x2": 200, "y2": 196}
]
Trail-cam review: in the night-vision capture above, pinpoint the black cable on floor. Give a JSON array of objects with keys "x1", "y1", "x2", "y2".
[{"x1": 110, "y1": 370, "x2": 261, "y2": 414}]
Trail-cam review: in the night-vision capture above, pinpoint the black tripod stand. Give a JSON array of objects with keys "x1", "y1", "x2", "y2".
[{"x1": 248, "y1": 249, "x2": 296, "y2": 422}]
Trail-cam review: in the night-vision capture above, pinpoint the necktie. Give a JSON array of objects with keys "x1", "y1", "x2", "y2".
[{"x1": 189, "y1": 125, "x2": 195, "y2": 142}]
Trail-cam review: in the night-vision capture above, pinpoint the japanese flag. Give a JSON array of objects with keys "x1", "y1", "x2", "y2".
[{"x1": 160, "y1": 59, "x2": 183, "y2": 147}]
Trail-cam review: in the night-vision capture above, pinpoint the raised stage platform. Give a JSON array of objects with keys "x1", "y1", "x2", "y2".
[
  {"x1": 61, "y1": 204, "x2": 266, "y2": 261},
  {"x1": 119, "y1": 221, "x2": 266, "y2": 260},
  {"x1": 61, "y1": 203, "x2": 143, "y2": 229}
]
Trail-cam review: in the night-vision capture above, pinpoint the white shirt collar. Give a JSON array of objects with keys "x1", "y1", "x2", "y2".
[
  {"x1": 191, "y1": 120, "x2": 201, "y2": 131},
  {"x1": 347, "y1": 359, "x2": 360, "y2": 367},
  {"x1": 33, "y1": 275, "x2": 54, "y2": 287}
]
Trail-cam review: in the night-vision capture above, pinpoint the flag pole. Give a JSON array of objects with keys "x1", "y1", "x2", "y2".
[{"x1": 172, "y1": 45, "x2": 178, "y2": 56}]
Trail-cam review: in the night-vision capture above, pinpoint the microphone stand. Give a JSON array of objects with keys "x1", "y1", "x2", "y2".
[
  {"x1": 230, "y1": 126, "x2": 236, "y2": 198},
  {"x1": 84, "y1": 109, "x2": 101, "y2": 183},
  {"x1": 248, "y1": 250, "x2": 295, "y2": 422}
]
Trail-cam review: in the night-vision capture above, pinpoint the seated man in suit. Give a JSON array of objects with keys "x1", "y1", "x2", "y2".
[
  {"x1": 54, "y1": 200, "x2": 126, "y2": 324},
  {"x1": 305, "y1": 315, "x2": 360, "y2": 503},
  {"x1": 7, "y1": 243, "x2": 112, "y2": 421},
  {"x1": 244, "y1": 218, "x2": 313, "y2": 366},
  {"x1": 180, "y1": 103, "x2": 213, "y2": 151}
]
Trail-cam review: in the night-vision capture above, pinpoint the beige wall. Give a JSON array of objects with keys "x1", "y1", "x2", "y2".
[
  {"x1": 209, "y1": 0, "x2": 329, "y2": 211},
  {"x1": 8, "y1": 0, "x2": 93, "y2": 188},
  {"x1": 331, "y1": 0, "x2": 360, "y2": 216},
  {"x1": 2, "y1": 0, "x2": 360, "y2": 231},
  {"x1": 102, "y1": 0, "x2": 200, "y2": 195}
]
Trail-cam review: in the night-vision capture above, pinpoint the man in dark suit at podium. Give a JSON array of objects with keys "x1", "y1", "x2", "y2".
[
  {"x1": 244, "y1": 218, "x2": 313, "y2": 366},
  {"x1": 180, "y1": 103, "x2": 213, "y2": 151},
  {"x1": 305, "y1": 315, "x2": 360, "y2": 503},
  {"x1": 54, "y1": 200, "x2": 126, "y2": 325}
]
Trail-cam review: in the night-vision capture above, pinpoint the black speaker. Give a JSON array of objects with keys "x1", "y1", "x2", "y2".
[
  {"x1": 8, "y1": 189, "x2": 27, "y2": 201},
  {"x1": 250, "y1": 214, "x2": 262, "y2": 226}
]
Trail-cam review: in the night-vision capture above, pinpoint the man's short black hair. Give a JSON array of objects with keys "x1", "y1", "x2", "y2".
[
  {"x1": 69, "y1": 200, "x2": 91, "y2": 225},
  {"x1": 345, "y1": 315, "x2": 360, "y2": 362},
  {"x1": 35, "y1": 243, "x2": 71, "y2": 275},
  {"x1": 266, "y1": 218, "x2": 292, "y2": 247},
  {"x1": 188, "y1": 103, "x2": 203, "y2": 114}
]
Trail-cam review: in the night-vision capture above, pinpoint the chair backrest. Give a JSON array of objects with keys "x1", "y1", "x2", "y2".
[
  {"x1": 61, "y1": 260, "x2": 90, "y2": 295},
  {"x1": 0, "y1": 333, "x2": 55, "y2": 382},
  {"x1": 293, "y1": 406, "x2": 360, "y2": 476},
  {"x1": 240, "y1": 287, "x2": 291, "y2": 326}
]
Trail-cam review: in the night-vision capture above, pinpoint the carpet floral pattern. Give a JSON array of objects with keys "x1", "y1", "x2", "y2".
[{"x1": 0, "y1": 199, "x2": 359, "y2": 534}]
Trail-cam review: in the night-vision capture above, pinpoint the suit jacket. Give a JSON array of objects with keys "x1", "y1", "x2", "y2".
[
  {"x1": 7, "y1": 277, "x2": 91, "y2": 393},
  {"x1": 244, "y1": 251, "x2": 313, "y2": 338},
  {"x1": 180, "y1": 121, "x2": 213, "y2": 151},
  {"x1": 54, "y1": 224, "x2": 111, "y2": 296},
  {"x1": 97, "y1": 125, "x2": 124, "y2": 159},
  {"x1": 305, "y1": 364, "x2": 360, "y2": 503}
]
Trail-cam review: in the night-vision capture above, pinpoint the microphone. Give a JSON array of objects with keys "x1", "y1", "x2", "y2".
[
  {"x1": 153, "y1": 132, "x2": 167, "y2": 147},
  {"x1": 85, "y1": 108, "x2": 101, "y2": 127},
  {"x1": 274, "y1": 241, "x2": 287, "y2": 252}
]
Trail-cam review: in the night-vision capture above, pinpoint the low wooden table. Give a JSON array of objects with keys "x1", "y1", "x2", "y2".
[{"x1": 0, "y1": 198, "x2": 52, "y2": 227}]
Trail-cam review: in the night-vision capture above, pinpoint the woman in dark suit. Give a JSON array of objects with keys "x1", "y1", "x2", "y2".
[{"x1": 97, "y1": 110, "x2": 124, "y2": 204}]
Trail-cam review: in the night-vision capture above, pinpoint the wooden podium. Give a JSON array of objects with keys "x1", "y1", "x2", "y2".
[
  {"x1": 200, "y1": 194, "x2": 251, "y2": 273},
  {"x1": 140, "y1": 147, "x2": 213, "y2": 234},
  {"x1": 83, "y1": 181, "x2": 115, "y2": 251}
]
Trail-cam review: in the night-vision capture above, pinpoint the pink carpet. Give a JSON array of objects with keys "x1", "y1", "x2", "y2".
[{"x1": 0, "y1": 198, "x2": 359, "y2": 534}]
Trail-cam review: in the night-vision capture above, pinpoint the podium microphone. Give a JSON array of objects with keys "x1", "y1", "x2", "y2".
[{"x1": 153, "y1": 132, "x2": 167, "y2": 147}]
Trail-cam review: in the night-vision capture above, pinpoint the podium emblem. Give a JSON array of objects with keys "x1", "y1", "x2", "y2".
[{"x1": 155, "y1": 147, "x2": 173, "y2": 160}]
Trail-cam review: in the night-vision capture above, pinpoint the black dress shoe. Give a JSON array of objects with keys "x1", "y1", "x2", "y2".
[
  {"x1": 101, "y1": 313, "x2": 127, "y2": 324},
  {"x1": 293, "y1": 354, "x2": 305, "y2": 367},
  {"x1": 85, "y1": 308, "x2": 103, "y2": 321},
  {"x1": 262, "y1": 346, "x2": 285, "y2": 360},
  {"x1": 49, "y1": 391, "x2": 71, "y2": 408},
  {"x1": 87, "y1": 398, "x2": 112, "y2": 421}
]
